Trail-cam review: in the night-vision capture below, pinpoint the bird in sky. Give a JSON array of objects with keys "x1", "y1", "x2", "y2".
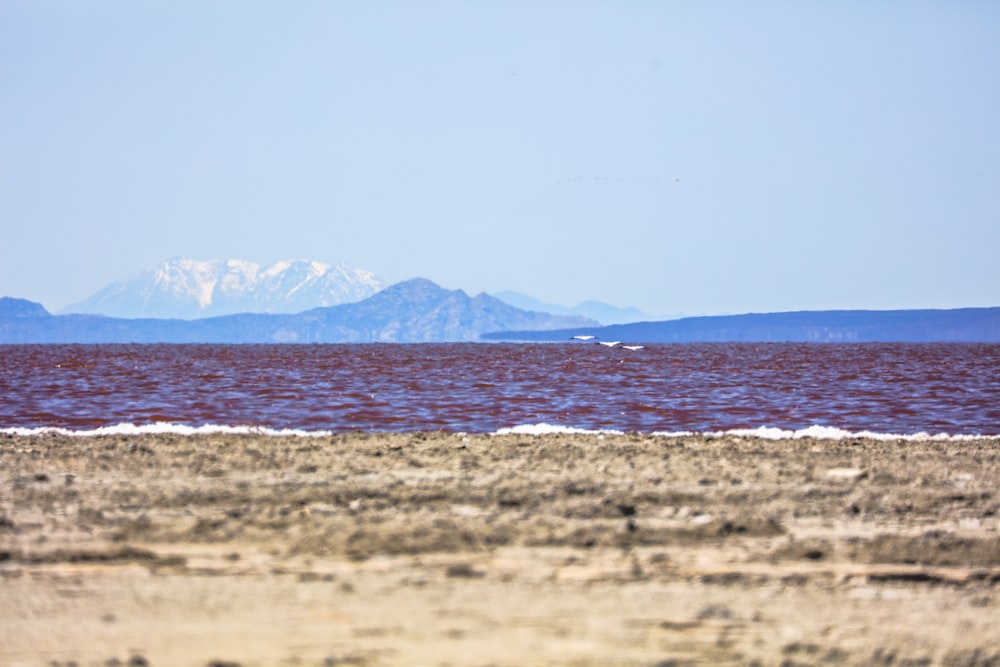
[
  {"x1": 571, "y1": 335, "x2": 596, "y2": 341},
  {"x1": 599, "y1": 341, "x2": 621, "y2": 347}
]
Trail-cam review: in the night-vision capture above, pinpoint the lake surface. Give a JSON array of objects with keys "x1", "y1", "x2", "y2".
[{"x1": 1, "y1": 343, "x2": 998, "y2": 436}]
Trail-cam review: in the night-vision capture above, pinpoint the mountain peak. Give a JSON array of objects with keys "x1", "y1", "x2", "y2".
[
  {"x1": 0, "y1": 297, "x2": 50, "y2": 318},
  {"x1": 383, "y1": 278, "x2": 459, "y2": 298},
  {"x1": 61, "y1": 258, "x2": 387, "y2": 319},
  {"x1": 311, "y1": 278, "x2": 596, "y2": 342}
]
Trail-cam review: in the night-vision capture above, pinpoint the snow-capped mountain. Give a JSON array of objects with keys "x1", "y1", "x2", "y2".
[{"x1": 61, "y1": 258, "x2": 387, "y2": 319}]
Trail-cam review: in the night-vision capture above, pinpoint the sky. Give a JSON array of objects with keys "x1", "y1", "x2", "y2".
[{"x1": 2, "y1": 2, "x2": 998, "y2": 317}]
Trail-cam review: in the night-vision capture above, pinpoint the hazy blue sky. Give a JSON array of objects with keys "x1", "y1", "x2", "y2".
[{"x1": 2, "y1": 2, "x2": 998, "y2": 316}]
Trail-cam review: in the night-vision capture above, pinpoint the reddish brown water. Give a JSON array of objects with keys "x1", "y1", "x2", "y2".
[{"x1": 1, "y1": 343, "x2": 997, "y2": 435}]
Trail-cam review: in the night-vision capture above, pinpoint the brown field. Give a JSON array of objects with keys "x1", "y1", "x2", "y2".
[{"x1": 1, "y1": 431, "x2": 998, "y2": 666}]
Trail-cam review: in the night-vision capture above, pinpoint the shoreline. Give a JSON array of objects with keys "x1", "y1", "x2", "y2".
[
  {"x1": 2, "y1": 432, "x2": 998, "y2": 665},
  {"x1": 5, "y1": 423, "x2": 999, "y2": 440}
]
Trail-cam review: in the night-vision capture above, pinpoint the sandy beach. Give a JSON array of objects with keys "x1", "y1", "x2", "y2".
[{"x1": 1, "y1": 431, "x2": 998, "y2": 666}]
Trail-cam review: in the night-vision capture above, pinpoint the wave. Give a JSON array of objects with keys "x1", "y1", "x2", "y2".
[
  {"x1": 0, "y1": 423, "x2": 334, "y2": 438},
  {"x1": 499, "y1": 423, "x2": 996, "y2": 441},
  {"x1": 2, "y1": 422, "x2": 996, "y2": 441}
]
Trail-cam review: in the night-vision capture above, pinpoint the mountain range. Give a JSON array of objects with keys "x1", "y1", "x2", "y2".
[
  {"x1": 60, "y1": 258, "x2": 386, "y2": 319},
  {"x1": 3, "y1": 286, "x2": 997, "y2": 343},
  {"x1": 0, "y1": 279, "x2": 596, "y2": 343},
  {"x1": 59, "y1": 257, "x2": 645, "y2": 325},
  {"x1": 3, "y1": 257, "x2": 998, "y2": 343}
]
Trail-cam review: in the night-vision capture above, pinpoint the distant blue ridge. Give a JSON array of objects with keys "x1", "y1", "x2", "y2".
[
  {"x1": 482, "y1": 307, "x2": 1000, "y2": 343},
  {"x1": 2, "y1": 292, "x2": 998, "y2": 343}
]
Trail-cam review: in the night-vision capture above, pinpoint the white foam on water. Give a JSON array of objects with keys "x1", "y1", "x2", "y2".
[
  {"x1": 1, "y1": 422, "x2": 995, "y2": 441},
  {"x1": 0, "y1": 423, "x2": 333, "y2": 438},
  {"x1": 657, "y1": 424, "x2": 989, "y2": 441},
  {"x1": 496, "y1": 423, "x2": 995, "y2": 441},
  {"x1": 492, "y1": 423, "x2": 625, "y2": 436}
]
